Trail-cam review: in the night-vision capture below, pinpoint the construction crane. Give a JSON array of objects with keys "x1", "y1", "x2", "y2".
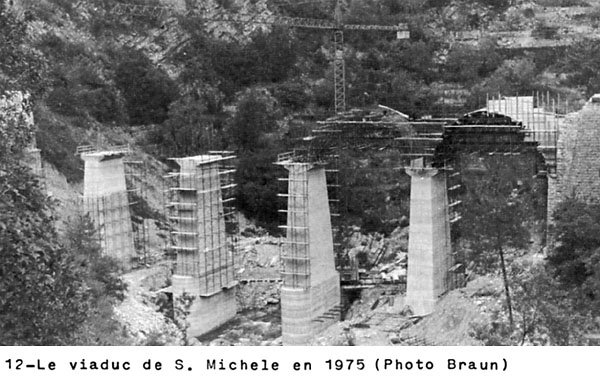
[{"x1": 111, "y1": 0, "x2": 410, "y2": 114}]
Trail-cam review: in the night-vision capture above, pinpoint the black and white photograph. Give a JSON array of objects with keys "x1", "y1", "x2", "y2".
[{"x1": 1, "y1": 0, "x2": 599, "y2": 352}]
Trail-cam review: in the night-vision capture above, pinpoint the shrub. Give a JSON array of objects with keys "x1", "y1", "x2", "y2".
[
  {"x1": 0, "y1": 162, "x2": 89, "y2": 344},
  {"x1": 548, "y1": 198, "x2": 600, "y2": 289}
]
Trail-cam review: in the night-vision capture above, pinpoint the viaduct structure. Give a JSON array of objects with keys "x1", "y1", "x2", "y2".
[
  {"x1": 73, "y1": 95, "x2": 591, "y2": 341},
  {"x1": 166, "y1": 153, "x2": 238, "y2": 338},
  {"x1": 75, "y1": 96, "x2": 573, "y2": 340},
  {"x1": 60, "y1": 94, "x2": 597, "y2": 342}
]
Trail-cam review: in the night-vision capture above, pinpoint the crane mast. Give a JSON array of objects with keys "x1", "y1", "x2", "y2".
[{"x1": 112, "y1": 1, "x2": 409, "y2": 113}]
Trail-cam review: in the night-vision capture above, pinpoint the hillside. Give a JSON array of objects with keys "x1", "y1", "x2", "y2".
[{"x1": 7, "y1": 0, "x2": 598, "y2": 226}]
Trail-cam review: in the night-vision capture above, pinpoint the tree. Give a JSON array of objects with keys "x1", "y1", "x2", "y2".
[
  {"x1": 443, "y1": 41, "x2": 503, "y2": 84},
  {"x1": 0, "y1": 87, "x2": 126, "y2": 344},
  {"x1": 235, "y1": 149, "x2": 282, "y2": 233},
  {"x1": 174, "y1": 25, "x2": 297, "y2": 100},
  {"x1": 509, "y1": 260, "x2": 589, "y2": 345},
  {"x1": 0, "y1": 162, "x2": 90, "y2": 344},
  {"x1": 0, "y1": 2, "x2": 48, "y2": 95},
  {"x1": 468, "y1": 57, "x2": 541, "y2": 107},
  {"x1": 387, "y1": 40, "x2": 439, "y2": 84},
  {"x1": 227, "y1": 90, "x2": 277, "y2": 152},
  {"x1": 458, "y1": 154, "x2": 539, "y2": 326},
  {"x1": 38, "y1": 35, "x2": 127, "y2": 124},
  {"x1": 64, "y1": 214, "x2": 127, "y2": 303},
  {"x1": 272, "y1": 81, "x2": 310, "y2": 112},
  {"x1": 63, "y1": 215, "x2": 129, "y2": 345},
  {"x1": 246, "y1": 27, "x2": 298, "y2": 84},
  {"x1": 471, "y1": 260, "x2": 590, "y2": 345},
  {"x1": 148, "y1": 89, "x2": 226, "y2": 157},
  {"x1": 547, "y1": 198, "x2": 600, "y2": 288},
  {"x1": 547, "y1": 198, "x2": 600, "y2": 317},
  {"x1": 558, "y1": 39, "x2": 600, "y2": 96},
  {"x1": 114, "y1": 50, "x2": 178, "y2": 125}
]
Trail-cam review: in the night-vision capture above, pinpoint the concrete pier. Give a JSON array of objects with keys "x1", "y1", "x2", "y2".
[
  {"x1": 169, "y1": 155, "x2": 236, "y2": 338},
  {"x1": 405, "y1": 166, "x2": 451, "y2": 315},
  {"x1": 82, "y1": 151, "x2": 135, "y2": 267},
  {"x1": 280, "y1": 163, "x2": 340, "y2": 345}
]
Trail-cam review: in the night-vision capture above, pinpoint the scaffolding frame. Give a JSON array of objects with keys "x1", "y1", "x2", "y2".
[
  {"x1": 124, "y1": 160, "x2": 149, "y2": 261},
  {"x1": 276, "y1": 153, "x2": 311, "y2": 289},
  {"x1": 485, "y1": 93, "x2": 562, "y2": 175},
  {"x1": 82, "y1": 191, "x2": 134, "y2": 260},
  {"x1": 445, "y1": 163, "x2": 464, "y2": 290}
]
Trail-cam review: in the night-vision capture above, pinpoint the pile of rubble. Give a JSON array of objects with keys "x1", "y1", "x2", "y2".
[
  {"x1": 342, "y1": 226, "x2": 409, "y2": 283},
  {"x1": 114, "y1": 264, "x2": 183, "y2": 346},
  {"x1": 236, "y1": 227, "x2": 282, "y2": 282}
]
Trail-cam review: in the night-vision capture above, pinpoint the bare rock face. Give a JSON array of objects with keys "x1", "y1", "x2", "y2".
[{"x1": 190, "y1": 0, "x2": 273, "y2": 42}]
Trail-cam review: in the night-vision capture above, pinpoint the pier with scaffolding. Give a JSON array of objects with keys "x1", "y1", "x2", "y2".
[
  {"x1": 276, "y1": 150, "x2": 341, "y2": 345},
  {"x1": 165, "y1": 152, "x2": 238, "y2": 337},
  {"x1": 79, "y1": 145, "x2": 137, "y2": 268}
]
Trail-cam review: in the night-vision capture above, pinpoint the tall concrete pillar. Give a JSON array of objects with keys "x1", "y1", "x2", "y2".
[
  {"x1": 280, "y1": 163, "x2": 340, "y2": 345},
  {"x1": 170, "y1": 155, "x2": 236, "y2": 338},
  {"x1": 405, "y1": 166, "x2": 451, "y2": 315},
  {"x1": 82, "y1": 151, "x2": 136, "y2": 267}
]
